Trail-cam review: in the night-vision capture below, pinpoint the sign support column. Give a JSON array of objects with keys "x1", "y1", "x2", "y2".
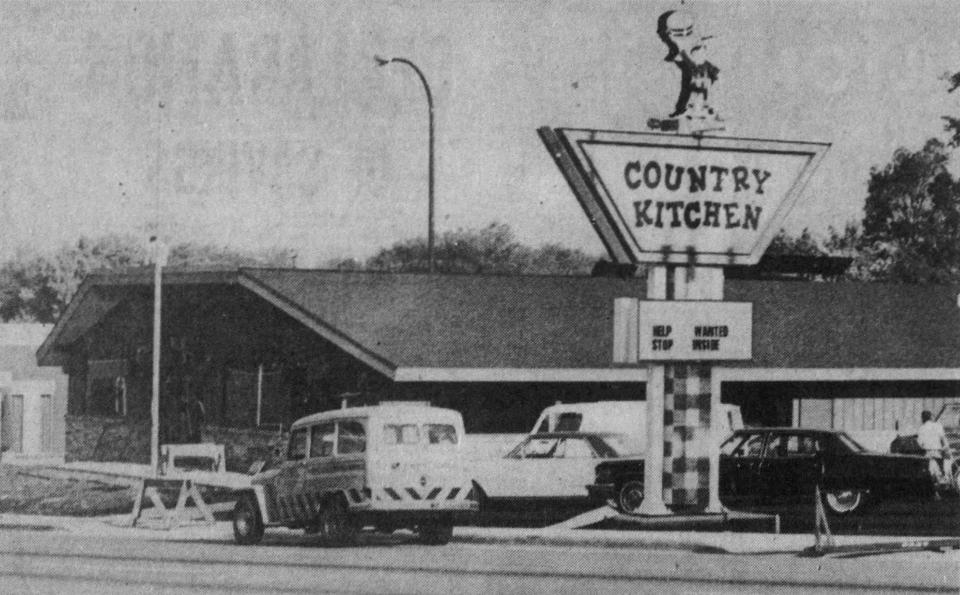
[
  {"x1": 674, "y1": 266, "x2": 725, "y2": 514},
  {"x1": 638, "y1": 266, "x2": 670, "y2": 515}
]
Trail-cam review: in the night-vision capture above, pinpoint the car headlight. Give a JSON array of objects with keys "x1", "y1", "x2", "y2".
[{"x1": 596, "y1": 467, "x2": 612, "y2": 484}]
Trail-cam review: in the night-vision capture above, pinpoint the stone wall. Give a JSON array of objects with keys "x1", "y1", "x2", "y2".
[
  {"x1": 65, "y1": 416, "x2": 288, "y2": 470},
  {"x1": 65, "y1": 415, "x2": 150, "y2": 463},
  {"x1": 200, "y1": 425, "x2": 288, "y2": 472}
]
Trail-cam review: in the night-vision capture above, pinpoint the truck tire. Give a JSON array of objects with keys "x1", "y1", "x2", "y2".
[
  {"x1": 419, "y1": 520, "x2": 454, "y2": 545},
  {"x1": 233, "y1": 493, "x2": 264, "y2": 545},
  {"x1": 319, "y1": 497, "x2": 358, "y2": 546}
]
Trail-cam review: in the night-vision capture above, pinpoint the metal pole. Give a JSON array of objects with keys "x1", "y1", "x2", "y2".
[
  {"x1": 375, "y1": 56, "x2": 435, "y2": 273},
  {"x1": 151, "y1": 248, "x2": 161, "y2": 476},
  {"x1": 256, "y1": 364, "x2": 263, "y2": 427}
]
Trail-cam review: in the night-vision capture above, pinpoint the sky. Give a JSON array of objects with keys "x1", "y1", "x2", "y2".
[{"x1": 0, "y1": 0, "x2": 958, "y2": 265}]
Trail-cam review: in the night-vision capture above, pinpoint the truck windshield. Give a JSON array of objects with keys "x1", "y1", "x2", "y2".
[{"x1": 383, "y1": 423, "x2": 458, "y2": 446}]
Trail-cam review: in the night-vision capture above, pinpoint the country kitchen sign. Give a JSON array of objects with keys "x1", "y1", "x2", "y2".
[{"x1": 539, "y1": 128, "x2": 830, "y2": 266}]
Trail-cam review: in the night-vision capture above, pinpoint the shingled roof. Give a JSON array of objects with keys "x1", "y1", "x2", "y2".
[{"x1": 37, "y1": 267, "x2": 960, "y2": 376}]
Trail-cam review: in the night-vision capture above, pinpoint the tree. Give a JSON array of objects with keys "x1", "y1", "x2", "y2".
[
  {"x1": 0, "y1": 235, "x2": 300, "y2": 323},
  {"x1": 765, "y1": 228, "x2": 827, "y2": 257},
  {"x1": 856, "y1": 138, "x2": 960, "y2": 283},
  {"x1": 166, "y1": 243, "x2": 296, "y2": 268},
  {"x1": 365, "y1": 222, "x2": 597, "y2": 276},
  {"x1": 942, "y1": 69, "x2": 960, "y2": 148},
  {"x1": 0, "y1": 234, "x2": 146, "y2": 323}
]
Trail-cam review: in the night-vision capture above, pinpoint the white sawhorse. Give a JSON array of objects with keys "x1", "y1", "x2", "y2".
[{"x1": 127, "y1": 477, "x2": 215, "y2": 529}]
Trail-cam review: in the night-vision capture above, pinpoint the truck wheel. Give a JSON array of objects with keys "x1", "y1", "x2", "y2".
[
  {"x1": 233, "y1": 494, "x2": 264, "y2": 545},
  {"x1": 419, "y1": 520, "x2": 454, "y2": 545},
  {"x1": 319, "y1": 497, "x2": 357, "y2": 545},
  {"x1": 617, "y1": 481, "x2": 645, "y2": 515},
  {"x1": 823, "y1": 488, "x2": 863, "y2": 515}
]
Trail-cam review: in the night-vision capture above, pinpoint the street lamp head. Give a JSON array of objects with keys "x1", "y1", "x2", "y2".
[{"x1": 374, "y1": 55, "x2": 391, "y2": 67}]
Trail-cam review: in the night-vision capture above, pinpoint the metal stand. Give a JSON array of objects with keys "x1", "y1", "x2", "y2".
[
  {"x1": 808, "y1": 483, "x2": 960, "y2": 557},
  {"x1": 813, "y1": 484, "x2": 835, "y2": 553},
  {"x1": 127, "y1": 478, "x2": 215, "y2": 529}
]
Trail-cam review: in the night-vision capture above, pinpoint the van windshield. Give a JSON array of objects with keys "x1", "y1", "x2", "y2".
[
  {"x1": 555, "y1": 413, "x2": 583, "y2": 432},
  {"x1": 383, "y1": 423, "x2": 458, "y2": 447}
]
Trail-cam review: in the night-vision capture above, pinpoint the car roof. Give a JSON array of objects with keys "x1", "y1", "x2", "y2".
[
  {"x1": 291, "y1": 404, "x2": 461, "y2": 429},
  {"x1": 524, "y1": 431, "x2": 624, "y2": 440},
  {"x1": 731, "y1": 427, "x2": 841, "y2": 435}
]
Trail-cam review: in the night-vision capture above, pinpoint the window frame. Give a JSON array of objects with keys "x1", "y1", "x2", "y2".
[
  {"x1": 336, "y1": 419, "x2": 367, "y2": 455},
  {"x1": 287, "y1": 427, "x2": 309, "y2": 461},
  {"x1": 309, "y1": 421, "x2": 337, "y2": 458}
]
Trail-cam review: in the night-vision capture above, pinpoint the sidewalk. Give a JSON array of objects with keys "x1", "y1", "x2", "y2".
[{"x1": 2, "y1": 511, "x2": 954, "y2": 556}]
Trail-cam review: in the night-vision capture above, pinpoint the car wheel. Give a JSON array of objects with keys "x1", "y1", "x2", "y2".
[
  {"x1": 319, "y1": 497, "x2": 358, "y2": 545},
  {"x1": 418, "y1": 520, "x2": 454, "y2": 545},
  {"x1": 617, "y1": 481, "x2": 645, "y2": 515},
  {"x1": 823, "y1": 488, "x2": 863, "y2": 515},
  {"x1": 232, "y1": 493, "x2": 264, "y2": 545}
]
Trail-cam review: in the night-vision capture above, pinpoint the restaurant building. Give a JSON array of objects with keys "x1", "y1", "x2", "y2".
[{"x1": 35, "y1": 266, "x2": 960, "y2": 468}]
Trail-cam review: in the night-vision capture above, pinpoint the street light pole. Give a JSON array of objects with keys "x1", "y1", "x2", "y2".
[
  {"x1": 149, "y1": 236, "x2": 165, "y2": 477},
  {"x1": 375, "y1": 55, "x2": 435, "y2": 273}
]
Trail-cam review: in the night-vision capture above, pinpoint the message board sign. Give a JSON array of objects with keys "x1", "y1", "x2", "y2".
[
  {"x1": 636, "y1": 301, "x2": 752, "y2": 361},
  {"x1": 539, "y1": 128, "x2": 829, "y2": 265}
]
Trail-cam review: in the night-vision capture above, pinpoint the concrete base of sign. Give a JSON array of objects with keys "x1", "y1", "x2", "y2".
[{"x1": 635, "y1": 500, "x2": 672, "y2": 516}]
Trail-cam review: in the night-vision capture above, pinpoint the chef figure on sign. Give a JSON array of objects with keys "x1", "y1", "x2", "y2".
[{"x1": 649, "y1": 7, "x2": 725, "y2": 135}]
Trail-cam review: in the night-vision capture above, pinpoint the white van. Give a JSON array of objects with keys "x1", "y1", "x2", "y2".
[
  {"x1": 232, "y1": 404, "x2": 478, "y2": 546},
  {"x1": 530, "y1": 401, "x2": 743, "y2": 452}
]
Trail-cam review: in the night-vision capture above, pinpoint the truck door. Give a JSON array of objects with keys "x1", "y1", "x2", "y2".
[{"x1": 272, "y1": 426, "x2": 308, "y2": 522}]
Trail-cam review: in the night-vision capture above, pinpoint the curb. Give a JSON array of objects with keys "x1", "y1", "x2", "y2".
[{"x1": 452, "y1": 528, "x2": 732, "y2": 553}]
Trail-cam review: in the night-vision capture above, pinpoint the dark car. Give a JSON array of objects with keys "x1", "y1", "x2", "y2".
[{"x1": 589, "y1": 428, "x2": 934, "y2": 516}]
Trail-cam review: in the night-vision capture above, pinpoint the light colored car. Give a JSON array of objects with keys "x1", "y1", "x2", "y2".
[
  {"x1": 231, "y1": 404, "x2": 478, "y2": 546},
  {"x1": 530, "y1": 401, "x2": 744, "y2": 455},
  {"x1": 470, "y1": 431, "x2": 633, "y2": 507}
]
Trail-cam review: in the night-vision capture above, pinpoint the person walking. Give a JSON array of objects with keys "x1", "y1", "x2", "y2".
[{"x1": 917, "y1": 410, "x2": 948, "y2": 497}]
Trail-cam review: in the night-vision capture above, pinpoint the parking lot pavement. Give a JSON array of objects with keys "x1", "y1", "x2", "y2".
[{"x1": 2, "y1": 511, "x2": 956, "y2": 557}]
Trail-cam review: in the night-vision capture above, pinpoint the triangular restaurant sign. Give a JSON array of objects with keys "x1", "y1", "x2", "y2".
[{"x1": 539, "y1": 128, "x2": 830, "y2": 266}]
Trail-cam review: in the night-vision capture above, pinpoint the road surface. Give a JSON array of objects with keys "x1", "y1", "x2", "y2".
[{"x1": 0, "y1": 528, "x2": 956, "y2": 593}]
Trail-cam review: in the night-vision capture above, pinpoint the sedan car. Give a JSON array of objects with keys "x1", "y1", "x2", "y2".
[
  {"x1": 589, "y1": 428, "x2": 933, "y2": 516},
  {"x1": 470, "y1": 431, "x2": 634, "y2": 511}
]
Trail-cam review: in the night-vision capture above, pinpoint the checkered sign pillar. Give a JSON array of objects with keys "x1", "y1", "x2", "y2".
[{"x1": 662, "y1": 363, "x2": 713, "y2": 510}]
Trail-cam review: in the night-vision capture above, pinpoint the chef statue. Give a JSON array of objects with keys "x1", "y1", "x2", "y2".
[{"x1": 648, "y1": 7, "x2": 725, "y2": 135}]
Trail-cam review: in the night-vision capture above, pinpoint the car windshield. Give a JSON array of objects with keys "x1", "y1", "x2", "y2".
[
  {"x1": 721, "y1": 433, "x2": 765, "y2": 457},
  {"x1": 835, "y1": 432, "x2": 867, "y2": 453},
  {"x1": 507, "y1": 435, "x2": 622, "y2": 459}
]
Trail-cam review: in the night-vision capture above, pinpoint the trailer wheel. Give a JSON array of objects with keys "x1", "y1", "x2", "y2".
[{"x1": 233, "y1": 493, "x2": 264, "y2": 545}]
